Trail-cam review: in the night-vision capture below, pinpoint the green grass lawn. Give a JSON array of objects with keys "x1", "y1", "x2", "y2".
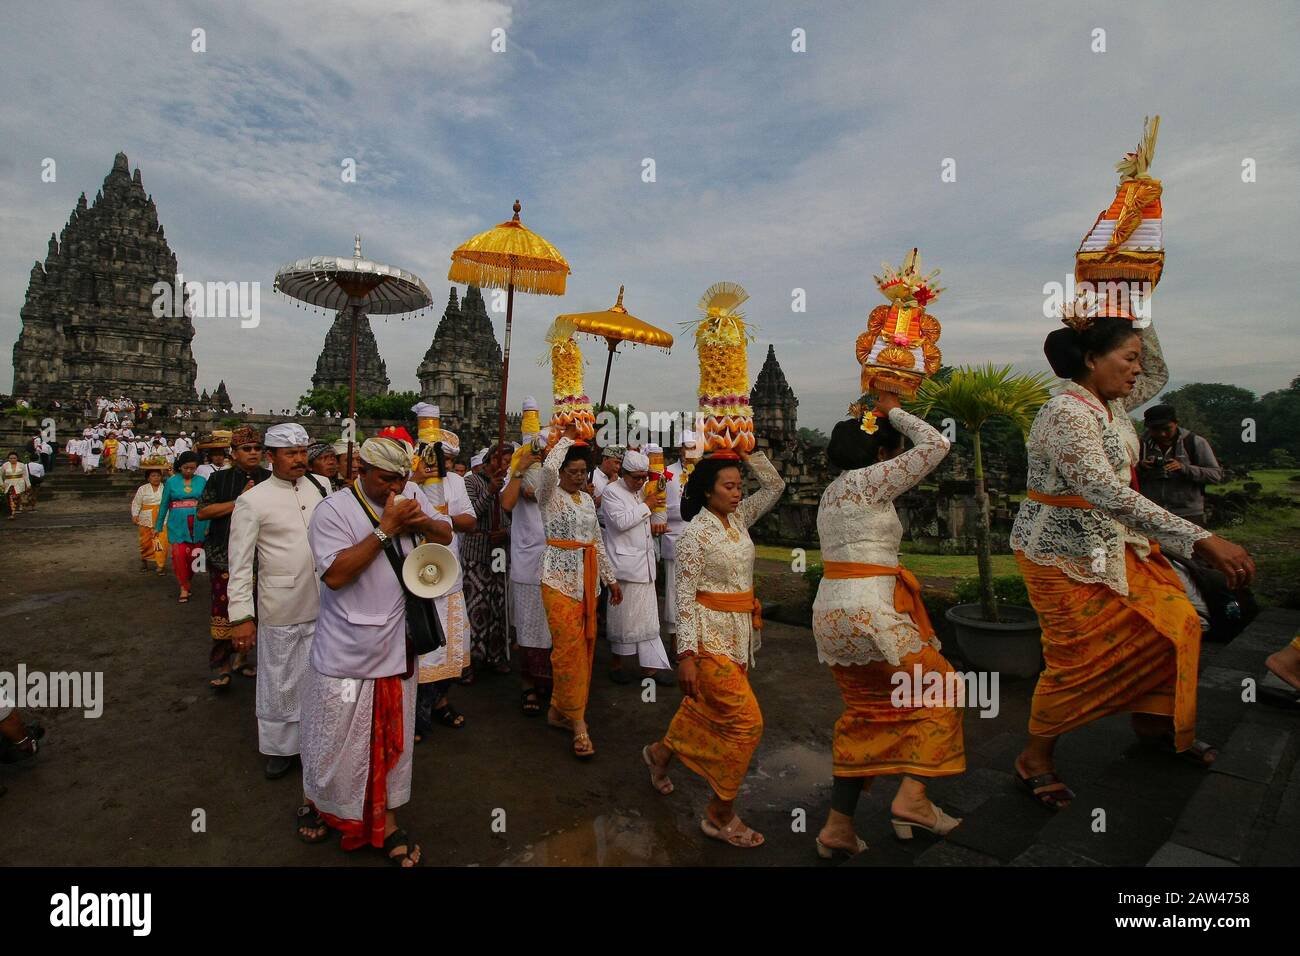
[
  {"x1": 1206, "y1": 469, "x2": 1300, "y2": 605},
  {"x1": 1208, "y1": 468, "x2": 1300, "y2": 497},
  {"x1": 754, "y1": 544, "x2": 1018, "y2": 580}
]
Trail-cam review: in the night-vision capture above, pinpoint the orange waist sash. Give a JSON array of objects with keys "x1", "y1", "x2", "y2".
[
  {"x1": 696, "y1": 589, "x2": 763, "y2": 630},
  {"x1": 547, "y1": 538, "x2": 599, "y2": 640},
  {"x1": 1028, "y1": 489, "x2": 1094, "y2": 510},
  {"x1": 822, "y1": 561, "x2": 935, "y2": 641}
]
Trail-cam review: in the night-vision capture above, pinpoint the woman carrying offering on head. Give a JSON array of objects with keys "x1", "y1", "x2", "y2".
[
  {"x1": 1010, "y1": 314, "x2": 1254, "y2": 810},
  {"x1": 811, "y1": 390, "x2": 964, "y2": 860},
  {"x1": 641, "y1": 444, "x2": 785, "y2": 849}
]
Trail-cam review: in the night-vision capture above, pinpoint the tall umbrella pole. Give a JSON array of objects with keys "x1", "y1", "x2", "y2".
[
  {"x1": 598, "y1": 340, "x2": 618, "y2": 410},
  {"x1": 347, "y1": 302, "x2": 358, "y2": 480},
  {"x1": 497, "y1": 278, "x2": 515, "y2": 450}
]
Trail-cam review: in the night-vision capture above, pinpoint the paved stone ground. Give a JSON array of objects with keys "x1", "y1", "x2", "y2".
[
  {"x1": 2, "y1": 508, "x2": 1296, "y2": 866},
  {"x1": 841, "y1": 607, "x2": 1300, "y2": 868}
]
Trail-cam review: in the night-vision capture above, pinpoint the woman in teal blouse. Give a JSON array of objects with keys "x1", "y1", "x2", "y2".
[{"x1": 155, "y1": 451, "x2": 209, "y2": 602}]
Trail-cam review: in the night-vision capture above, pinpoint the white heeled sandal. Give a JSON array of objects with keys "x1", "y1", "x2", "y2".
[
  {"x1": 815, "y1": 835, "x2": 867, "y2": 859},
  {"x1": 891, "y1": 802, "x2": 961, "y2": 840}
]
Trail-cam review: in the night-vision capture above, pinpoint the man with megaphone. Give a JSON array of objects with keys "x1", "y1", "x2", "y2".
[{"x1": 300, "y1": 436, "x2": 453, "y2": 867}]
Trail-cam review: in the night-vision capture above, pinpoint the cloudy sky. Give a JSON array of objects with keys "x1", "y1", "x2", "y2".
[{"x1": 2, "y1": 0, "x2": 1297, "y2": 431}]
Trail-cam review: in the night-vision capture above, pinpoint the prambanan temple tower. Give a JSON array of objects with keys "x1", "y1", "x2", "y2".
[
  {"x1": 417, "y1": 285, "x2": 503, "y2": 453},
  {"x1": 10, "y1": 152, "x2": 199, "y2": 405}
]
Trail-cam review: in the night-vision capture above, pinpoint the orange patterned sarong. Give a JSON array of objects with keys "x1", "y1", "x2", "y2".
[
  {"x1": 663, "y1": 652, "x2": 762, "y2": 801},
  {"x1": 136, "y1": 502, "x2": 166, "y2": 569},
  {"x1": 830, "y1": 645, "x2": 966, "y2": 778},
  {"x1": 543, "y1": 584, "x2": 596, "y2": 722},
  {"x1": 1016, "y1": 545, "x2": 1201, "y2": 751}
]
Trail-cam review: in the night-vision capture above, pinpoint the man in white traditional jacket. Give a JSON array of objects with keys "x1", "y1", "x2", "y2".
[
  {"x1": 590, "y1": 445, "x2": 624, "y2": 515},
  {"x1": 500, "y1": 407, "x2": 553, "y2": 713},
  {"x1": 600, "y1": 448, "x2": 674, "y2": 685},
  {"x1": 226, "y1": 422, "x2": 325, "y2": 790},
  {"x1": 82, "y1": 431, "x2": 102, "y2": 473},
  {"x1": 661, "y1": 429, "x2": 696, "y2": 637},
  {"x1": 173, "y1": 432, "x2": 193, "y2": 455},
  {"x1": 409, "y1": 425, "x2": 475, "y2": 733}
]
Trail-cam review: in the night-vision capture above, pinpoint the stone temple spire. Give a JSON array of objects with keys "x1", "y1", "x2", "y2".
[
  {"x1": 750, "y1": 344, "x2": 798, "y2": 442},
  {"x1": 10, "y1": 152, "x2": 199, "y2": 406},
  {"x1": 310, "y1": 305, "x2": 390, "y2": 399},
  {"x1": 417, "y1": 285, "x2": 503, "y2": 454}
]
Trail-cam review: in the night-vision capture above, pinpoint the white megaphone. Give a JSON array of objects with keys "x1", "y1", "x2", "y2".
[{"x1": 401, "y1": 542, "x2": 460, "y2": 599}]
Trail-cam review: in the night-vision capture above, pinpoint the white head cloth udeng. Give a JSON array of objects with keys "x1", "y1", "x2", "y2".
[
  {"x1": 264, "y1": 422, "x2": 311, "y2": 448},
  {"x1": 622, "y1": 449, "x2": 650, "y2": 472},
  {"x1": 470, "y1": 452, "x2": 486, "y2": 468},
  {"x1": 360, "y1": 437, "x2": 412, "y2": 477}
]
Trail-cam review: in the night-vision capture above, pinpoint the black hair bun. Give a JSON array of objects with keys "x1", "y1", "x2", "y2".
[{"x1": 1043, "y1": 327, "x2": 1085, "y2": 378}]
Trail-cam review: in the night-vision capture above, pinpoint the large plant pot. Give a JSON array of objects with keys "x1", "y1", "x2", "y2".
[{"x1": 945, "y1": 603, "x2": 1043, "y2": 679}]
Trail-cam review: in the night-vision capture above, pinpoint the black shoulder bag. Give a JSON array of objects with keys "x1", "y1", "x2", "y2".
[{"x1": 349, "y1": 486, "x2": 446, "y2": 655}]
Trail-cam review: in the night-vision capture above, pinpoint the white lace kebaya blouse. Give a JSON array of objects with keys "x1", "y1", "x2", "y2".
[
  {"x1": 812, "y1": 408, "x2": 951, "y2": 666},
  {"x1": 1010, "y1": 323, "x2": 1210, "y2": 595},
  {"x1": 674, "y1": 451, "x2": 785, "y2": 667},
  {"x1": 536, "y1": 437, "x2": 616, "y2": 601}
]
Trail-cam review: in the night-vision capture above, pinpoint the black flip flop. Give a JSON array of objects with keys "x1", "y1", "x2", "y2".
[
  {"x1": 1015, "y1": 766, "x2": 1075, "y2": 810},
  {"x1": 296, "y1": 804, "x2": 331, "y2": 844},
  {"x1": 434, "y1": 705, "x2": 466, "y2": 729},
  {"x1": 381, "y1": 828, "x2": 422, "y2": 867}
]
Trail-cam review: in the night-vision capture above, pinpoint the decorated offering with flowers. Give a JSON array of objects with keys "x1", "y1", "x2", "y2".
[
  {"x1": 1075, "y1": 115, "x2": 1164, "y2": 297},
  {"x1": 544, "y1": 319, "x2": 596, "y2": 443},
  {"x1": 411, "y1": 401, "x2": 450, "y2": 513},
  {"x1": 692, "y1": 281, "x2": 756, "y2": 455},
  {"x1": 646, "y1": 443, "x2": 668, "y2": 532},
  {"x1": 856, "y1": 248, "x2": 944, "y2": 400}
]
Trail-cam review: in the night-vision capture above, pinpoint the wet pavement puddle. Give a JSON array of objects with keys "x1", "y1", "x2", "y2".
[{"x1": 503, "y1": 811, "x2": 700, "y2": 866}]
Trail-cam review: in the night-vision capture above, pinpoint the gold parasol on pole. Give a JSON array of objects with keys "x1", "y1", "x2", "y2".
[
  {"x1": 555, "y1": 285, "x2": 673, "y2": 409},
  {"x1": 449, "y1": 200, "x2": 570, "y2": 448}
]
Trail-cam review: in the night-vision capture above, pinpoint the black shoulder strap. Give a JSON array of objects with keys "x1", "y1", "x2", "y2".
[
  {"x1": 306, "y1": 473, "x2": 328, "y2": 498},
  {"x1": 1180, "y1": 431, "x2": 1200, "y2": 467},
  {"x1": 349, "y1": 485, "x2": 409, "y2": 584}
]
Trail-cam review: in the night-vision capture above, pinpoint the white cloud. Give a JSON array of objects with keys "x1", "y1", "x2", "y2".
[{"x1": 1, "y1": 0, "x2": 1297, "y2": 433}]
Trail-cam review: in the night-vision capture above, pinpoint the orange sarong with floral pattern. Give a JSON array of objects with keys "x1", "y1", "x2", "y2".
[
  {"x1": 663, "y1": 652, "x2": 762, "y2": 801},
  {"x1": 543, "y1": 584, "x2": 596, "y2": 722},
  {"x1": 1016, "y1": 544, "x2": 1201, "y2": 751},
  {"x1": 830, "y1": 645, "x2": 966, "y2": 778}
]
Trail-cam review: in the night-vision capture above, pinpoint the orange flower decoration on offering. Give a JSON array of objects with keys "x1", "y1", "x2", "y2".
[
  {"x1": 689, "y1": 282, "x2": 757, "y2": 454},
  {"x1": 856, "y1": 248, "x2": 944, "y2": 399}
]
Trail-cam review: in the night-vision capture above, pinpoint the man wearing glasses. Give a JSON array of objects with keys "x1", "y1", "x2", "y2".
[
  {"x1": 600, "y1": 448, "x2": 676, "y2": 686},
  {"x1": 197, "y1": 426, "x2": 271, "y2": 695}
]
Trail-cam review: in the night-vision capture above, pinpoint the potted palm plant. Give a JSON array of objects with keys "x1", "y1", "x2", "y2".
[{"x1": 911, "y1": 364, "x2": 1054, "y2": 678}]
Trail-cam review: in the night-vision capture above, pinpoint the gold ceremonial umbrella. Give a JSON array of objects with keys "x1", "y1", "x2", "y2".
[
  {"x1": 449, "y1": 200, "x2": 570, "y2": 448},
  {"x1": 556, "y1": 285, "x2": 673, "y2": 409}
]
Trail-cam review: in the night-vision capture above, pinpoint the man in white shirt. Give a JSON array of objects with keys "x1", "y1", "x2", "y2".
[
  {"x1": 173, "y1": 432, "x2": 193, "y2": 455},
  {"x1": 500, "y1": 425, "x2": 552, "y2": 713},
  {"x1": 196, "y1": 447, "x2": 229, "y2": 480},
  {"x1": 300, "y1": 437, "x2": 451, "y2": 864},
  {"x1": 600, "y1": 449, "x2": 674, "y2": 684},
  {"x1": 227, "y1": 423, "x2": 326, "y2": 790},
  {"x1": 590, "y1": 446, "x2": 624, "y2": 513},
  {"x1": 22, "y1": 456, "x2": 44, "y2": 511}
]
